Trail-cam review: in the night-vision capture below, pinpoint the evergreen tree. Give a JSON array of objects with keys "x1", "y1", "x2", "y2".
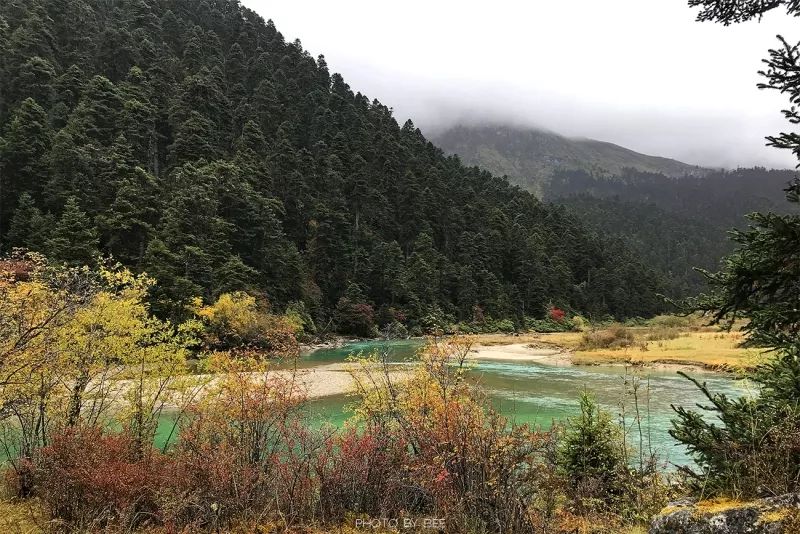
[
  {"x1": 50, "y1": 64, "x2": 85, "y2": 129},
  {"x1": 0, "y1": 98, "x2": 51, "y2": 234},
  {"x1": 5, "y1": 192, "x2": 50, "y2": 252},
  {"x1": 45, "y1": 196, "x2": 99, "y2": 265},
  {"x1": 12, "y1": 56, "x2": 55, "y2": 108},
  {"x1": 0, "y1": 0, "x2": 669, "y2": 328},
  {"x1": 96, "y1": 166, "x2": 160, "y2": 266},
  {"x1": 560, "y1": 393, "x2": 626, "y2": 506},
  {"x1": 671, "y1": 0, "x2": 800, "y2": 498},
  {"x1": 66, "y1": 75, "x2": 124, "y2": 145}
]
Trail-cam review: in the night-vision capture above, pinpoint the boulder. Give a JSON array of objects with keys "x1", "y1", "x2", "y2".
[{"x1": 649, "y1": 494, "x2": 800, "y2": 533}]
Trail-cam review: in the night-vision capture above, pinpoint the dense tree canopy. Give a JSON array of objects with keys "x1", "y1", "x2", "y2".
[
  {"x1": 550, "y1": 167, "x2": 798, "y2": 297},
  {"x1": 0, "y1": 0, "x2": 665, "y2": 329}
]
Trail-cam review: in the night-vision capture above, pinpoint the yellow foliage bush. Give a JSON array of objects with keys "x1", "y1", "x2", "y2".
[
  {"x1": 0, "y1": 254, "x2": 197, "y2": 478},
  {"x1": 192, "y1": 292, "x2": 298, "y2": 356}
]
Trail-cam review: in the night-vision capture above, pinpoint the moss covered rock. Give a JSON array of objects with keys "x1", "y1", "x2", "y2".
[{"x1": 649, "y1": 494, "x2": 800, "y2": 533}]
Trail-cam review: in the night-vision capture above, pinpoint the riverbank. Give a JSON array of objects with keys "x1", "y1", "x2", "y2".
[
  {"x1": 263, "y1": 326, "x2": 764, "y2": 401},
  {"x1": 465, "y1": 329, "x2": 765, "y2": 372},
  {"x1": 273, "y1": 362, "x2": 412, "y2": 399}
]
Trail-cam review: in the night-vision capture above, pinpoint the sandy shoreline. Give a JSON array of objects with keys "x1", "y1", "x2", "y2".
[
  {"x1": 296, "y1": 343, "x2": 570, "y2": 399},
  {"x1": 291, "y1": 342, "x2": 569, "y2": 399},
  {"x1": 467, "y1": 342, "x2": 572, "y2": 366},
  {"x1": 280, "y1": 363, "x2": 412, "y2": 399}
]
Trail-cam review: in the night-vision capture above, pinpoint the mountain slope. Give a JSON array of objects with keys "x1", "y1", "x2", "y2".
[
  {"x1": 548, "y1": 166, "x2": 798, "y2": 297},
  {"x1": 432, "y1": 124, "x2": 706, "y2": 194},
  {"x1": 557, "y1": 195, "x2": 731, "y2": 297},
  {"x1": 0, "y1": 0, "x2": 666, "y2": 327}
]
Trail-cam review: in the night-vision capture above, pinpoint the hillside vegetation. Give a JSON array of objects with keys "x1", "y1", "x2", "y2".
[
  {"x1": 0, "y1": 0, "x2": 665, "y2": 332},
  {"x1": 433, "y1": 123, "x2": 797, "y2": 298},
  {"x1": 432, "y1": 124, "x2": 705, "y2": 194}
]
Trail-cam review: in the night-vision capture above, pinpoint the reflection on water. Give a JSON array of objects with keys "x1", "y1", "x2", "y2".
[{"x1": 301, "y1": 339, "x2": 753, "y2": 466}]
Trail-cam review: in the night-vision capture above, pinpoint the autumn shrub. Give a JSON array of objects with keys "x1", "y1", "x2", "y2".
[
  {"x1": 160, "y1": 353, "x2": 323, "y2": 529},
  {"x1": 193, "y1": 292, "x2": 298, "y2": 354},
  {"x1": 571, "y1": 315, "x2": 588, "y2": 332},
  {"x1": 549, "y1": 306, "x2": 567, "y2": 322},
  {"x1": 579, "y1": 326, "x2": 636, "y2": 350},
  {"x1": 158, "y1": 426, "x2": 267, "y2": 529},
  {"x1": 26, "y1": 427, "x2": 165, "y2": 531},
  {"x1": 347, "y1": 337, "x2": 565, "y2": 533},
  {"x1": 315, "y1": 425, "x2": 409, "y2": 522}
]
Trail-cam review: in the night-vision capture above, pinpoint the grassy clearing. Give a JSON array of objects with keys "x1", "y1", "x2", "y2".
[
  {"x1": 471, "y1": 332, "x2": 549, "y2": 346},
  {"x1": 537, "y1": 328, "x2": 767, "y2": 371}
]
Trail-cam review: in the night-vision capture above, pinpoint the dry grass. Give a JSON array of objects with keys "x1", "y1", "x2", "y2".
[
  {"x1": 0, "y1": 498, "x2": 44, "y2": 533},
  {"x1": 470, "y1": 332, "x2": 547, "y2": 346},
  {"x1": 448, "y1": 323, "x2": 768, "y2": 371},
  {"x1": 536, "y1": 329, "x2": 767, "y2": 371}
]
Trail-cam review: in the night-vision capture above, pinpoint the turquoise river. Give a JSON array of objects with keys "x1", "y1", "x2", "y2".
[{"x1": 152, "y1": 339, "x2": 750, "y2": 467}]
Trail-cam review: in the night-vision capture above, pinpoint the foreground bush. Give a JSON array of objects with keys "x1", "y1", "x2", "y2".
[
  {"x1": 22, "y1": 428, "x2": 165, "y2": 531},
  {"x1": 347, "y1": 338, "x2": 563, "y2": 533},
  {"x1": 10, "y1": 339, "x2": 673, "y2": 533}
]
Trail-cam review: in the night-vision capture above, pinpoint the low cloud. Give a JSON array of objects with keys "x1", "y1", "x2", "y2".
[{"x1": 246, "y1": 0, "x2": 799, "y2": 170}]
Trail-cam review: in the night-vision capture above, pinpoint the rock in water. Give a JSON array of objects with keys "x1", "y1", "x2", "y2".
[{"x1": 649, "y1": 494, "x2": 800, "y2": 533}]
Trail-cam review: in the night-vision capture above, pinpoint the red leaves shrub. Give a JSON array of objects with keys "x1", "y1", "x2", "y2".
[
  {"x1": 334, "y1": 297, "x2": 376, "y2": 337},
  {"x1": 316, "y1": 425, "x2": 408, "y2": 521},
  {"x1": 20, "y1": 342, "x2": 570, "y2": 532},
  {"x1": 158, "y1": 435, "x2": 264, "y2": 529},
  {"x1": 154, "y1": 357, "x2": 323, "y2": 529},
  {"x1": 0, "y1": 259, "x2": 33, "y2": 282},
  {"x1": 30, "y1": 427, "x2": 165, "y2": 530},
  {"x1": 549, "y1": 307, "x2": 566, "y2": 322}
]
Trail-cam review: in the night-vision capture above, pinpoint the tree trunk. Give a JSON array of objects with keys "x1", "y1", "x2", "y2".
[{"x1": 66, "y1": 371, "x2": 89, "y2": 427}]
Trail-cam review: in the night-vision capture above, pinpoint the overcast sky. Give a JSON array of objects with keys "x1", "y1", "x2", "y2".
[{"x1": 243, "y1": 0, "x2": 798, "y2": 169}]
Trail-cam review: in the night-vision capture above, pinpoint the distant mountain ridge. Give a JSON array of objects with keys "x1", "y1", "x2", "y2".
[
  {"x1": 431, "y1": 124, "x2": 797, "y2": 299},
  {"x1": 431, "y1": 124, "x2": 707, "y2": 195}
]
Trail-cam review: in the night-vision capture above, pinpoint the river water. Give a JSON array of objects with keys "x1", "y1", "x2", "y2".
[{"x1": 295, "y1": 339, "x2": 751, "y2": 467}]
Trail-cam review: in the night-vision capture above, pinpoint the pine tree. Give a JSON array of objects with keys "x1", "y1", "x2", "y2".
[
  {"x1": 50, "y1": 64, "x2": 85, "y2": 129},
  {"x1": 5, "y1": 191, "x2": 50, "y2": 252},
  {"x1": 66, "y1": 75, "x2": 123, "y2": 145},
  {"x1": 671, "y1": 0, "x2": 800, "y2": 498},
  {"x1": 0, "y1": 98, "x2": 51, "y2": 235},
  {"x1": 45, "y1": 196, "x2": 99, "y2": 265},
  {"x1": 119, "y1": 66, "x2": 159, "y2": 172},
  {"x1": 0, "y1": 0, "x2": 671, "y2": 327},
  {"x1": 168, "y1": 111, "x2": 218, "y2": 166},
  {"x1": 96, "y1": 166, "x2": 160, "y2": 266},
  {"x1": 12, "y1": 56, "x2": 55, "y2": 108},
  {"x1": 154, "y1": 162, "x2": 232, "y2": 304}
]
